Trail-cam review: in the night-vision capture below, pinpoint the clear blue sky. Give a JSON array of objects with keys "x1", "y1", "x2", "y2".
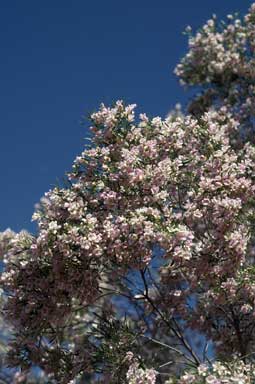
[{"x1": 0, "y1": 0, "x2": 251, "y2": 233}]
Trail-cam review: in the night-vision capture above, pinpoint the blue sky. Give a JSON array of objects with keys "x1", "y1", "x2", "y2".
[{"x1": 0, "y1": 0, "x2": 251, "y2": 233}]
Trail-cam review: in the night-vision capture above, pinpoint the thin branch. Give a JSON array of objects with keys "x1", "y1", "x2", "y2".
[
  {"x1": 141, "y1": 334, "x2": 196, "y2": 366},
  {"x1": 139, "y1": 270, "x2": 201, "y2": 366}
]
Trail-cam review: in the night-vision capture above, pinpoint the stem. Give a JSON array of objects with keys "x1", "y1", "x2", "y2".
[
  {"x1": 139, "y1": 270, "x2": 201, "y2": 366},
  {"x1": 141, "y1": 334, "x2": 195, "y2": 366}
]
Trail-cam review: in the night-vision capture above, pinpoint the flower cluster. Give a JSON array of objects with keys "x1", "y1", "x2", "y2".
[
  {"x1": 175, "y1": 3, "x2": 255, "y2": 141},
  {"x1": 166, "y1": 360, "x2": 254, "y2": 384},
  {"x1": 125, "y1": 352, "x2": 157, "y2": 384},
  {"x1": 0, "y1": 228, "x2": 16, "y2": 261}
]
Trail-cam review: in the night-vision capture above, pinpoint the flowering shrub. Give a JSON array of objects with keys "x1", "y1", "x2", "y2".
[{"x1": 1, "y1": 3, "x2": 255, "y2": 384}]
